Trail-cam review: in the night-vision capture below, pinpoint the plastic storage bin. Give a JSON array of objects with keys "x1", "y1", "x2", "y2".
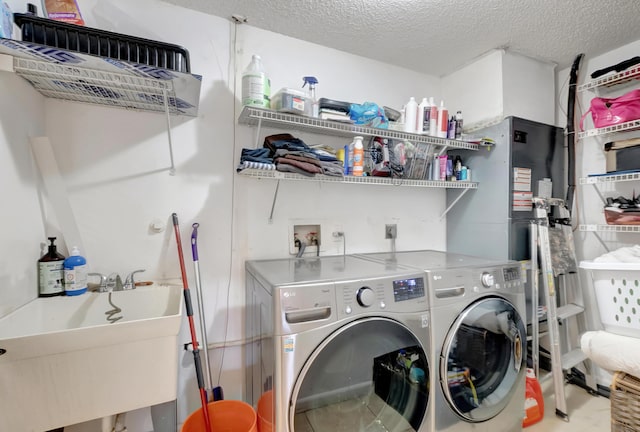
[
  {"x1": 580, "y1": 261, "x2": 640, "y2": 338},
  {"x1": 270, "y1": 88, "x2": 310, "y2": 116}
]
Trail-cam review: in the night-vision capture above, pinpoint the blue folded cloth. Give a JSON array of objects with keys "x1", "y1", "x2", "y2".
[{"x1": 241, "y1": 148, "x2": 273, "y2": 164}]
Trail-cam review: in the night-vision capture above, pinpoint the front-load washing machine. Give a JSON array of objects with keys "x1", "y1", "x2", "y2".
[
  {"x1": 245, "y1": 255, "x2": 433, "y2": 432},
  {"x1": 357, "y1": 250, "x2": 527, "y2": 432}
]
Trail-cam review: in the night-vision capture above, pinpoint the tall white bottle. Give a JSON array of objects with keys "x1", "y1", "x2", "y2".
[
  {"x1": 417, "y1": 98, "x2": 430, "y2": 134},
  {"x1": 242, "y1": 54, "x2": 270, "y2": 108},
  {"x1": 437, "y1": 100, "x2": 448, "y2": 138},
  {"x1": 428, "y1": 97, "x2": 438, "y2": 136},
  {"x1": 404, "y1": 97, "x2": 418, "y2": 133}
]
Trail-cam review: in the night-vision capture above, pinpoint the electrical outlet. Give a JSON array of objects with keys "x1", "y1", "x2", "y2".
[{"x1": 385, "y1": 224, "x2": 397, "y2": 239}]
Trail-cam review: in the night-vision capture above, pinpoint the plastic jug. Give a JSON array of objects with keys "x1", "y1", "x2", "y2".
[{"x1": 522, "y1": 368, "x2": 544, "y2": 427}]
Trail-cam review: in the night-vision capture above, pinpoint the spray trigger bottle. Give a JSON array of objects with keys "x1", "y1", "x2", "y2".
[{"x1": 302, "y1": 76, "x2": 319, "y2": 118}]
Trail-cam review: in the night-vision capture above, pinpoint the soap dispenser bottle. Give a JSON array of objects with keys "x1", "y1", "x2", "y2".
[
  {"x1": 64, "y1": 246, "x2": 88, "y2": 296},
  {"x1": 38, "y1": 237, "x2": 66, "y2": 297}
]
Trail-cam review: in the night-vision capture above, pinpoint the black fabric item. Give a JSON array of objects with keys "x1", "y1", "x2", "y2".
[{"x1": 590, "y1": 56, "x2": 640, "y2": 79}]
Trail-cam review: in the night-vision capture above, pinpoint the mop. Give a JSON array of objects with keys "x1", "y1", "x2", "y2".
[
  {"x1": 191, "y1": 222, "x2": 222, "y2": 401},
  {"x1": 172, "y1": 213, "x2": 212, "y2": 431}
]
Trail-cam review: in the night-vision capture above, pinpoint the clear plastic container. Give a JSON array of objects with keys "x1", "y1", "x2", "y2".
[{"x1": 270, "y1": 88, "x2": 311, "y2": 116}]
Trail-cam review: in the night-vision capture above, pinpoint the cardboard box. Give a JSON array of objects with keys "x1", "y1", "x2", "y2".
[
  {"x1": 605, "y1": 137, "x2": 640, "y2": 173},
  {"x1": 44, "y1": 0, "x2": 85, "y2": 26}
]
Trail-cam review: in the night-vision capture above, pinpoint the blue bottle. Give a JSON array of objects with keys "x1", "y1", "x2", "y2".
[{"x1": 64, "y1": 246, "x2": 88, "y2": 296}]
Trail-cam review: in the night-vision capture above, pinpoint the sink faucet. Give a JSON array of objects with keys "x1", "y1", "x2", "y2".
[
  {"x1": 106, "y1": 273, "x2": 124, "y2": 291},
  {"x1": 87, "y1": 270, "x2": 146, "y2": 292},
  {"x1": 124, "y1": 269, "x2": 146, "y2": 290}
]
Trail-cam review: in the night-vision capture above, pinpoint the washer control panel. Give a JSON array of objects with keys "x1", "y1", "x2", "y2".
[{"x1": 336, "y1": 273, "x2": 427, "y2": 318}]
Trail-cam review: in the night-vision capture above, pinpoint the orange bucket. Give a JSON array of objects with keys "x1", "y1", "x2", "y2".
[
  {"x1": 182, "y1": 400, "x2": 257, "y2": 432},
  {"x1": 257, "y1": 390, "x2": 274, "y2": 432}
]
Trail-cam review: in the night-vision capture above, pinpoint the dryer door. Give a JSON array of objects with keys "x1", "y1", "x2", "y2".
[
  {"x1": 440, "y1": 296, "x2": 526, "y2": 422},
  {"x1": 290, "y1": 317, "x2": 429, "y2": 432}
]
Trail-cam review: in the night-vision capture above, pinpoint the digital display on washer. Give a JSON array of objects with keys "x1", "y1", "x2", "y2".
[
  {"x1": 393, "y1": 277, "x2": 425, "y2": 302},
  {"x1": 503, "y1": 266, "x2": 521, "y2": 282}
]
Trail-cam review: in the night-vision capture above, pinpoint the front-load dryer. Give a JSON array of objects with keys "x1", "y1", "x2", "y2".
[
  {"x1": 245, "y1": 255, "x2": 433, "y2": 432},
  {"x1": 357, "y1": 250, "x2": 527, "y2": 432}
]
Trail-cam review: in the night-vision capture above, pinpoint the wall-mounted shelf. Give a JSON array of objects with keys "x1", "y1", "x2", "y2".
[
  {"x1": 238, "y1": 106, "x2": 480, "y2": 152},
  {"x1": 0, "y1": 38, "x2": 202, "y2": 117},
  {"x1": 579, "y1": 224, "x2": 640, "y2": 233},
  {"x1": 577, "y1": 119, "x2": 640, "y2": 140},
  {"x1": 578, "y1": 65, "x2": 640, "y2": 92},
  {"x1": 238, "y1": 168, "x2": 478, "y2": 189},
  {"x1": 580, "y1": 172, "x2": 640, "y2": 185},
  {"x1": 0, "y1": 38, "x2": 203, "y2": 174}
]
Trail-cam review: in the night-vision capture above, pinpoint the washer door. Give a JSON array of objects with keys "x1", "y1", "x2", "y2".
[
  {"x1": 441, "y1": 297, "x2": 526, "y2": 422},
  {"x1": 291, "y1": 317, "x2": 429, "y2": 432}
]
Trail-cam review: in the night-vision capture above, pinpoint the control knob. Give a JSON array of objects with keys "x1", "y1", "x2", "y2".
[
  {"x1": 481, "y1": 272, "x2": 495, "y2": 288},
  {"x1": 356, "y1": 287, "x2": 376, "y2": 307}
]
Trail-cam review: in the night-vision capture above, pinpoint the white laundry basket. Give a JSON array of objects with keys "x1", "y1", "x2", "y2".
[{"x1": 580, "y1": 261, "x2": 640, "y2": 339}]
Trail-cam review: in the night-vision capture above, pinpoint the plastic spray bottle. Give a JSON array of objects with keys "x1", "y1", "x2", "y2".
[
  {"x1": 302, "y1": 76, "x2": 319, "y2": 117},
  {"x1": 352, "y1": 136, "x2": 364, "y2": 176},
  {"x1": 242, "y1": 54, "x2": 270, "y2": 108},
  {"x1": 64, "y1": 246, "x2": 88, "y2": 296},
  {"x1": 38, "y1": 237, "x2": 65, "y2": 297}
]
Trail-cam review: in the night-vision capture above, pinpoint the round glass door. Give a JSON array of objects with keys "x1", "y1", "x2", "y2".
[
  {"x1": 291, "y1": 317, "x2": 429, "y2": 432},
  {"x1": 441, "y1": 297, "x2": 525, "y2": 422}
]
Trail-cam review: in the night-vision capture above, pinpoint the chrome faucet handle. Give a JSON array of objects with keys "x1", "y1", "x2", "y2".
[
  {"x1": 106, "y1": 273, "x2": 124, "y2": 292},
  {"x1": 88, "y1": 272, "x2": 108, "y2": 292},
  {"x1": 124, "y1": 269, "x2": 146, "y2": 290}
]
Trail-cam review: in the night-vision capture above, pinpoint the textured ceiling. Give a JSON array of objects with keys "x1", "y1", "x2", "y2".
[{"x1": 163, "y1": 0, "x2": 640, "y2": 76}]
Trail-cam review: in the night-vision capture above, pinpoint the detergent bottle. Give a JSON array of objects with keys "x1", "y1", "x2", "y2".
[{"x1": 522, "y1": 368, "x2": 544, "y2": 427}]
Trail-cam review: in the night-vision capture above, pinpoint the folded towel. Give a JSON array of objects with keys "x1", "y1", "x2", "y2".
[
  {"x1": 276, "y1": 162, "x2": 317, "y2": 177},
  {"x1": 276, "y1": 157, "x2": 323, "y2": 175},
  {"x1": 320, "y1": 160, "x2": 344, "y2": 177},
  {"x1": 236, "y1": 161, "x2": 276, "y2": 172},
  {"x1": 240, "y1": 148, "x2": 273, "y2": 164}
]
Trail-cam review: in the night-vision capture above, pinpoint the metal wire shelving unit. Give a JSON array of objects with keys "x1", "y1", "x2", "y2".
[
  {"x1": 238, "y1": 106, "x2": 481, "y2": 152},
  {"x1": 237, "y1": 106, "x2": 481, "y2": 221}
]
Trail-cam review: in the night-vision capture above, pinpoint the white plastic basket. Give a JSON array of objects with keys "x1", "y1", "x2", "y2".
[{"x1": 580, "y1": 261, "x2": 640, "y2": 338}]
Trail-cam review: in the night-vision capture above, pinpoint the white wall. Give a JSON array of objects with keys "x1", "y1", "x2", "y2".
[
  {"x1": 0, "y1": 0, "x2": 447, "y2": 430},
  {"x1": 0, "y1": 65, "x2": 46, "y2": 317}
]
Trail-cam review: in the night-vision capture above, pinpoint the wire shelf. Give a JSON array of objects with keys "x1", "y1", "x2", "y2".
[
  {"x1": 578, "y1": 65, "x2": 640, "y2": 92},
  {"x1": 13, "y1": 57, "x2": 184, "y2": 114},
  {"x1": 237, "y1": 168, "x2": 478, "y2": 189},
  {"x1": 577, "y1": 119, "x2": 640, "y2": 139},
  {"x1": 238, "y1": 106, "x2": 480, "y2": 151},
  {"x1": 579, "y1": 224, "x2": 640, "y2": 233},
  {"x1": 580, "y1": 172, "x2": 640, "y2": 184}
]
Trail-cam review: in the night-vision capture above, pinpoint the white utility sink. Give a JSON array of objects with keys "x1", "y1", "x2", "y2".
[{"x1": 0, "y1": 284, "x2": 183, "y2": 432}]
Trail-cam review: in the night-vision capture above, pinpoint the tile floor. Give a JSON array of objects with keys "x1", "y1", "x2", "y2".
[{"x1": 525, "y1": 380, "x2": 611, "y2": 432}]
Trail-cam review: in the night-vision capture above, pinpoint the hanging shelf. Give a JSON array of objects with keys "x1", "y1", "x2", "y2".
[
  {"x1": 0, "y1": 38, "x2": 202, "y2": 116},
  {"x1": 578, "y1": 65, "x2": 640, "y2": 92},
  {"x1": 0, "y1": 38, "x2": 202, "y2": 174},
  {"x1": 238, "y1": 106, "x2": 480, "y2": 152}
]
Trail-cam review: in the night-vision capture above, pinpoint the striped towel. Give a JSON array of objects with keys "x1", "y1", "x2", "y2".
[{"x1": 236, "y1": 161, "x2": 277, "y2": 172}]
